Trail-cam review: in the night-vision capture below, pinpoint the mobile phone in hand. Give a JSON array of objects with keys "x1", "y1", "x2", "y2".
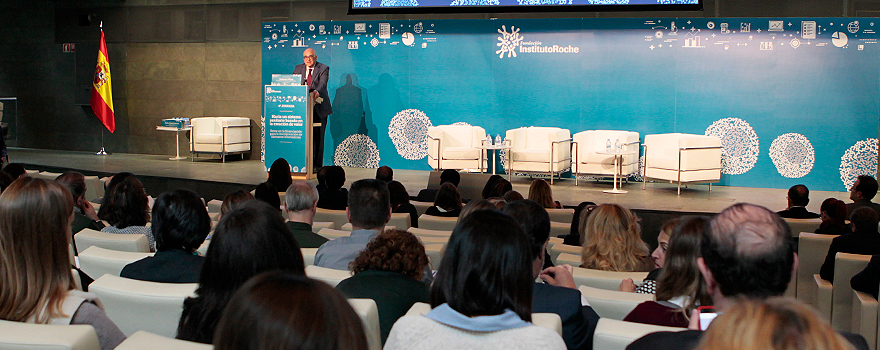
[{"x1": 697, "y1": 306, "x2": 717, "y2": 331}]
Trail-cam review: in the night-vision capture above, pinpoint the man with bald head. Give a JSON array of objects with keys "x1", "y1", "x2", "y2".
[
  {"x1": 628, "y1": 203, "x2": 868, "y2": 350},
  {"x1": 294, "y1": 47, "x2": 332, "y2": 171}
]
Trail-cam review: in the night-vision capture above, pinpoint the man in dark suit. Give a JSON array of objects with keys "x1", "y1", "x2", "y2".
[
  {"x1": 848, "y1": 175, "x2": 880, "y2": 219},
  {"x1": 819, "y1": 207, "x2": 880, "y2": 282},
  {"x1": 502, "y1": 200, "x2": 596, "y2": 350},
  {"x1": 293, "y1": 48, "x2": 332, "y2": 171},
  {"x1": 777, "y1": 184, "x2": 820, "y2": 219},
  {"x1": 628, "y1": 203, "x2": 869, "y2": 350},
  {"x1": 284, "y1": 181, "x2": 329, "y2": 248}
]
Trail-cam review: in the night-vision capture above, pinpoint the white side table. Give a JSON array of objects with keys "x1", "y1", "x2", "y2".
[
  {"x1": 156, "y1": 126, "x2": 192, "y2": 160},
  {"x1": 476, "y1": 144, "x2": 512, "y2": 175},
  {"x1": 596, "y1": 150, "x2": 637, "y2": 194}
]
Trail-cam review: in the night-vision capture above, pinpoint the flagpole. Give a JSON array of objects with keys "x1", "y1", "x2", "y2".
[{"x1": 94, "y1": 21, "x2": 111, "y2": 156}]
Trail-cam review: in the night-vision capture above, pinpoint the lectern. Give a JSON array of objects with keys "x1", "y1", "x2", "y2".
[{"x1": 263, "y1": 84, "x2": 315, "y2": 179}]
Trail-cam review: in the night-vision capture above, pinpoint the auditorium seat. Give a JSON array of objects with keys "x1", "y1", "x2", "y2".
[
  {"x1": 196, "y1": 239, "x2": 210, "y2": 256},
  {"x1": 89, "y1": 274, "x2": 197, "y2": 338},
  {"x1": 0, "y1": 319, "x2": 100, "y2": 350},
  {"x1": 550, "y1": 221, "x2": 570, "y2": 240},
  {"x1": 578, "y1": 285, "x2": 654, "y2": 320},
  {"x1": 34, "y1": 171, "x2": 62, "y2": 181},
  {"x1": 189, "y1": 117, "x2": 251, "y2": 163},
  {"x1": 426, "y1": 124, "x2": 488, "y2": 171},
  {"x1": 206, "y1": 199, "x2": 222, "y2": 213},
  {"x1": 418, "y1": 214, "x2": 458, "y2": 231},
  {"x1": 74, "y1": 228, "x2": 150, "y2": 253},
  {"x1": 556, "y1": 252, "x2": 582, "y2": 266},
  {"x1": 312, "y1": 221, "x2": 334, "y2": 232},
  {"x1": 407, "y1": 227, "x2": 453, "y2": 238},
  {"x1": 340, "y1": 213, "x2": 409, "y2": 231},
  {"x1": 314, "y1": 208, "x2": 349, "y2": 229},
  {"x1": 403, "y1": 303, "x2": 563, "y2": 336},
  {"x1": 852, "y1": 290, "x2": 878, "y2": 349},
  {"x1": 83, "y1": 175, "x2": 103, "y2": 202},
  {"x1": 412, "y1": 201, "x2": 432, "y2": 216},
  {"x1": 305, "y1": 265, "x2": 353, "y2": 287},
  {"x1": 317, "y1": 228, "x2": 352, "y2": 240},
  {"x1": 424, "y1": 243, "x2": 446, "y2": 268},
  {"x1": 78, "y1": 246, "x2": 154, "y2": 279},
  {"x1": 549, "y1": 242, "x2": 581, "y2": 264},
  {"x1": 302, "y1": 248, "x2": 318, "y2": 266},
  {"x1": 593, "y1": 318, "x2": 684, "y2": 350},
  {"x1": 571, "y1": 267, "x2": 649, "y2": 291},
  {"x1": 71, "y1": 268, "x2": 83, "y2": 291},
  {"x1": 642, "y1": 133, "x2": 721, "y2": 195},
  {"x1": 571, "y1": 130, "x2": 640, "y2": 185},
  {"x1": 783, "y1": 217, "x2": 822, "y2": 238},
  {"x1": 115, "y1": 331, "x2": 212, "y2": 350},
  {"x1": 798, "y1": 233, "x2": 839, "y2": 303},
  {"x1": 546, "y1": 208, "x2": 575, "y2": 224},
  {"x1": 548, "y1": 237, "x2": 564, "y2": 247},
  {"x1": 831, "y1": 253, "x2": 872, "y2": 332},
  {"x1": 505, "y1": 127, "x2": 572, "y2": 184},
  {"x1": 348, "y1": 299, "x2": 382, "y2": 350}
]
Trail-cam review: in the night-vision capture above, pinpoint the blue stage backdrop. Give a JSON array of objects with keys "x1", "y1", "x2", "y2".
[{"x1": 262, "y1": 18, "x2": 880, "y2": 192}]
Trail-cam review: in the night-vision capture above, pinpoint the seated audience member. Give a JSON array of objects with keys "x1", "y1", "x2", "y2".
[
  {"x1": 624, "y1": 217, "x2": 712, "y2": 328},
  {"x1": 55, "y1": 171, "x2": 104, "y2": 237},
  {"x1": 0, "y1": 170, "x2": 13, "y2": 192},
  {"x1": 314, "y1": 179, "x2": 390, "y2": 270},
  {"x1": 388, "y1": 180, "x2": 418, "y2": 228},
  {"x1": 336, "y1": 230, "x2": 430, "y2": 343},
  {"x1": 488, "y1": 197, "x2": 508, "y2": 209},
  {"x1": 266, "y1": 158, "x2": 293, "y2": 195},
  {"x1": 503, "y1": 200, "x2": 597, "y2": 350},
  {"x1": 2, "y1": 162, "x2": 26, "y2": 179},
  {"x1": 284, "y1": 182, "x2": 329, "y2": 248},
  {"x1": 417, "y1": 169, "x2": 460, "y2": 202},
  {"x1": 317, "y1": 166, "x2": 348, "y2": 210},
  {"x1": 177, "y1": 201, "x2": 305, "y2": 344},
  {"x1": 213, "y1": 272, "x2": 368, "y2": 350},
  {"x1": 695, "y1": 298, "x2": 853, "y2": 350},
  {"x1": 503, "y1": 190, "x2": 525, "y2": 202},
  {"x1": 819, "y1": 207, "x2": 880, "y2": 282},
  {"x1": 481, "y1": 174, "x2": 504, "y2": 199},
  {"x1": 777, "y1": 184, "x2": 820, "y2": 219},
  {"x1": 121, "y1": 189, "x2": 210, "y2": 283},
  {"x1": 848, "y1": 175, "x2": 880, "y2": 219},
  {"x1": 254, "y1": 182, "x2": 280, "y2": 211},
  {"x1": 565, "y1": 202, "x2": 597, "y2": 246},
  {"x1": 219, "y1": 189, "x2": 254, "y2": 219},
  {"x1": 580, "y1": 203, "x2": 652, "y2": 272},
  {"x1": 627, "y1": 203, "x2": 869, "y2": 350},
  {"x1": 315, "y1": 166, "x2": 329, "y2": 192},
  {"x1": 99, "y1": 175, "x2": 154, "y2": 251},
  {"x1": 815, "y1": 198, "x2": 849, "y2": 235},
  {"x1": 0, "y1": 177, "x2": 125, "y2": 350},
  {"x1": 529, "y1": 179, "x2": 561, "y2": 209},
  {"x1": 425, "y1": 183, "x2": 463, "y2": 217},
  {"x1": 458, "y1": 199, "x2": 497, "y2": 222},
  {"x1": 851, "y1": 254, "x2": 880, "y2": 299},
  {"x1": 620, "y1": 218, "x2": 681, "y2": 294},
  {"x1": 490, "y1": 178, "x2": 513, "y2": 199},
  {"x1": 384, "y1": 210, "x2": 566, "y2": 350},
  {"x1": 376, "y1": 165, "x2": 394, "y2": 182}
]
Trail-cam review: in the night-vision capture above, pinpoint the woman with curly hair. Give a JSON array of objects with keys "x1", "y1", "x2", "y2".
[
  {"x1": 580, "y1": 203, "x2": 652, "y2": 272},
  {"x1": 336, "y1": 230, "x2": 430, "y2": 344}
]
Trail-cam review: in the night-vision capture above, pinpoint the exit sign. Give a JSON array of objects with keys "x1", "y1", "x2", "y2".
[{"x1": 62, "y1": 43, "x2": 76, "y2": 53}]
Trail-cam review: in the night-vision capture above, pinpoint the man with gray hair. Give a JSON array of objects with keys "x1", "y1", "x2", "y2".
[{"x1": 285, "y1": 181, "x2": 328, "y2": 248}]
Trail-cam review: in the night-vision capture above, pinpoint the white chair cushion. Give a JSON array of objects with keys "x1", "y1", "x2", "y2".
[
  {"x1": 443, "y1": 147, "x2": 480, "y2": 160},
  {"x1": 0, "y1": 319, "x2": 100, "y2": 350},
  {"x1": 88, "y1": 275, "x2": 197, "y2": 338},
  {"x1": 115, "y1": 331, "x2": 212, "y2": 350}
]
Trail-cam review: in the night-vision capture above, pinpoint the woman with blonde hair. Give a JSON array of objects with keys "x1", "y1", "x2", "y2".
[
  {"x1": 580, "y1": 203, "x2": 652, "y2": 272},
  {"x1": 696, "y1": 297, "x2": 854, "y2": 350},
  {"x1": 0, "y1": 177, "x2": 125, "y2": 349},
  {"x1": 528, "y1": 179, "x2": 561, "y2": 209}
]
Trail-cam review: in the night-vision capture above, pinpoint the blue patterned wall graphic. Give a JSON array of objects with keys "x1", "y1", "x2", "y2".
[{"x1": 262, "y1": 18, "x2": 880, "y2": 191}]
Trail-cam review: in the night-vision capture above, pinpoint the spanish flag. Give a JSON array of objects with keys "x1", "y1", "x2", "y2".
[{"x1": 90, "y1": 25, "x2": 115, "y2": 133}]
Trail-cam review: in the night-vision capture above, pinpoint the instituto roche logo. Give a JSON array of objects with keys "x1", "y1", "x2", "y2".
[{"x1": 496, "y1": 25, "x2": 580, "y2": 59}]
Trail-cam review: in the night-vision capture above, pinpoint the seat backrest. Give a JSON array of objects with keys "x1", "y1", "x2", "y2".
[
  {"x1": 546, "y1": 208, "x2": 575, "y2": 224},
  {"x1": 798, "y1": 233, "x2": 839, "y2": 301},
  {"x1": 88, "y1": 274, "x2": 197, "y2": 338},
  {"x1": 305, "y1": 265, "x2": 353, "y2": 287},
  {"x1": 593, "y1": 318, "x2": 685, "y2": 350},
  {"x1": 78, "y1": 246, "x2": 154, "y2": 279},
  {"x1": 411, "y1": 201, "x2": 432, "y2": 216},
  {"x1": 74, "y1": 228, "x2": 150, "y2": 253},
  {"x1": 35, "y1": 171, "x2": 62, "y2": 181},
  {"x1": 348, "y1": 299, "x2": 382, "y2": 350},
  {"x1": 549, "y1": 243, "x2": 582, "y2": 264},
  {"x1": 532, "y1": 313, "x2": 563, "y2": 336},
  {"x1": 549, "y1": 222, "x2": 570, "y2": 241},
  {"x1": 83, "y1": 176, "x2": 103, "y2": 202},
  {"x1": 388, "y1": 212, "x2": 412, "y2": 230},
  {"x1": 423, "y1": 243, "x2": 446, "y2": 268},
  {"x1": 0, "y1": 319, "x2": 100, "y2": 350},
  {"x1": 578, "y1": 285, "x2": 654, "y2": 320},
  {"x1": 831, "y1": 252, "x2": 872, "y2": 332},
  {"x1": 206, "y1": 199, "x2": 223, "y2": 214},
  {"x1": 435, "y1": 125, "x2": 484, "y2": 149},
  {"x1": 418, "y1": 214, "x2": 459, "y2": 231},
  {"x1": 312, "y1": 221, "x2": 334, "y2": 232},
  {"x1": 405, "y1": 302, "x2": 433, "y2": 316},
  {"x1": 408, "y1": 227, "x2": 453, "y2": 238},
  {"x1": 314, "y1": 208, "x2": 350, "y2": 230},
  {"x1": 317, "y1": 228, "x2": 351, "y2": 240},
  {"x1": 556, "y1": 253, "x2": 582, "y2": 266},
  {"x1": 571, "y1": 267, "x2": 649, "y2": 291},
  {"x1": 508, "y1": 127, "x2": 569, "y2": 151},
  {"x1": 302, "y1": 248, "x2": 318, "y2": 266},
  {"x1": 190, "y1": 117, "x2": 220, "y2": 135},
  {"x1": 783, "y1": 218, "x2": 822, "y2": 238},
  {"x1": 115, "y1": 331, "x2": 213, "y2": 350}
]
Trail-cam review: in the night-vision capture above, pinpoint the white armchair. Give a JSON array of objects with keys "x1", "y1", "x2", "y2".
[
  {"x1": 426, "y1": 125, "x2": 488, "y2": 171},
  {"x1": 572, "y1": 130, "x2": 640, "y2": 186},
  {"x1": 642, "y1": 133, "x2": 721, "y2": 195},
  {"x1": 190, "y1": 117, "x2": 251, "y2": 162},
  {"x1": 505, "y1": 127, "x2": 572, "y2": 184}
]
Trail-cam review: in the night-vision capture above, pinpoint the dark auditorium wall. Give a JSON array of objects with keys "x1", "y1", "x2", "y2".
[{"x1": 0, "y1": 0, "x2": 877, "y2": 158}]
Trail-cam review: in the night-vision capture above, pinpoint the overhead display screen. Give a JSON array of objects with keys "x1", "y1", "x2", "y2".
[{"x1": 349, "y1": 0, "x2": 701, "y2": 14}]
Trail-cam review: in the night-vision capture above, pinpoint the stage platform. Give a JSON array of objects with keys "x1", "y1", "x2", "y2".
[{"x1": 9, "y1": 147, "x2": 848, "y2": 215}]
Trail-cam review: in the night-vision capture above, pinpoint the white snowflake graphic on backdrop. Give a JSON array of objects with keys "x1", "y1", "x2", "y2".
[
  {"x1": 334, "y1": 134, "x2": 380, "y2": 168},
  {"x1": 496, "y1": 25, "x2": 523, "y2": 58},
  {"x1": 705, "y1": 118, "x2": 759, "y2": 175},
  {"x1": 388, "y1": 109, "x2": 433, "y2": 160},
  {"x1": 260, "y1": 115, "x2": 265, "y2": 162},
  {"x1": 451, "y1": 0, "x2": 500, "y2": 5},
  {"x1": 517, "y1": 0, "x2": 571, "y2": 4},
  {"x1": 452, "y1": 122, "x2": 472, "y2": 126},
  {"x1": 380, "y1": 0, "x2": 418, "y2": 6},
  {"x1": 631, "y1": 154, "x2": 646, "y2": 182},
  {"x1": 839, "y1": 138, "x2": 878, "y2": 191},
  {"x1": 769, "y1": 133, "x2": 814, "y2": 178},
  {"x1": 353, "y1": 0, "x2": 371, "y2": 7}
]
